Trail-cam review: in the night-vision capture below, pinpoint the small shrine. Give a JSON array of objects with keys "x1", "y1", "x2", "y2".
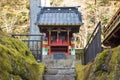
[{"x1": 36, "y1": 7, "x2": 82, "y2": 55}]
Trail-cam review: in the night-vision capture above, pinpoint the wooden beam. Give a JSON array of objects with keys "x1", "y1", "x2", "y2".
[{"x1": 67, "y1": 29, "x2": 70, "y2": 55}]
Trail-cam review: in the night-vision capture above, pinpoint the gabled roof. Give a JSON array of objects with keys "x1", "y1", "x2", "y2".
[{"x1": 36, "y1": 7, "x2": 82, "y2": 26}]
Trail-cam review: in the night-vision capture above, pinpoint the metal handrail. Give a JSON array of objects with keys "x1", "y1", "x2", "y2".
[
  {"x1": 12, "y1": 34, "x2": 44, "y2": 62},
  {"x1": 84, "y1": 21, "x2": 101, "y2": 52}
]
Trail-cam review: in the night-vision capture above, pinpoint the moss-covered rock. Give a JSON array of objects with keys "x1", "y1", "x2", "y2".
[
  {"x1": 0, "y1": 30, "x2": 45, "y2": 80},
  {"x1": 76, "y1": 46, "x2": 120, "y2": 80}
]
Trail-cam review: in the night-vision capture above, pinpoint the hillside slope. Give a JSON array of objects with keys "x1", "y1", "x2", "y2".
[
  {"x1": 0, "y1": 0, "x2": 119, "y2": 48},
  {"x1": 0, "y1": 0, "x2": 29, "y2": 34},
  {"x1": 0, "y1": 30, "x2": 44, "y2": 80},
  {"x1": 76, "y1": 46, "x2": 120, "y2": 80},
  {"x1": 51, "y1": 0, "x2": 120, "y2": 48}
]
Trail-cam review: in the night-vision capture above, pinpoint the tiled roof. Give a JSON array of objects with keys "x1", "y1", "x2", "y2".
[{"x1": 36, "y1": 7, "x2": 82, "y2": 26}]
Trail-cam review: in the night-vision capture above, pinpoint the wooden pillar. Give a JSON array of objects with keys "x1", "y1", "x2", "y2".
[
  {"x1": 48, "y1": 28, "x2": 51, "y2": 55},
  {"x1": 67, "y1": 29, "x2": 70, "y2": 55}
]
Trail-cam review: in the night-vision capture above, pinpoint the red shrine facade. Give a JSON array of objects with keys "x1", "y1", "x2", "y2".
[{"x1": 36, "y1": 7, "x2": 82, "y2": 55}]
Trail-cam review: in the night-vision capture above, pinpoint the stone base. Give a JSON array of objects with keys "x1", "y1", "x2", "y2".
[{"x1": 42, "y1": 55, "x2": 76, "y2": 68}]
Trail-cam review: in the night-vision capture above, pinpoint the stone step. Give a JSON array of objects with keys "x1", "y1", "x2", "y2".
[
  {"x1": 45, "y1": 68, "x2": 76, "y2": 75},
  {"x1": 43, "y1": 75, "x2": 76, "y2": 80},
  {"x1": 43, "y1": 68, "x2": 76, "y2": 80},
  {"x1": 42, "y1": 55, "x2": 76, "y2": 68},
  {"x1": 42, "y1": 55, "x2": 77, "y2": 80}
]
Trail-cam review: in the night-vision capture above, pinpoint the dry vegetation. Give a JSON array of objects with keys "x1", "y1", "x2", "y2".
[
  {"x1": 51, "y1": 0, "x2": 120, "y2": 48},
  {"x1": 0, "y1": 0, "x2": 29, "y2": 34},
  {"x1": 0, "y1": 0, "x2": 119, "y2": 47}
]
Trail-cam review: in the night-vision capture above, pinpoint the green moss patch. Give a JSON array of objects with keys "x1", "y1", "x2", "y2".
[
  {"x1": 0, "y1": 31, "x2": 45, "y2": 80},
  {"x1": 75, "y1": 46, "x2": 120, "y2": 80}
]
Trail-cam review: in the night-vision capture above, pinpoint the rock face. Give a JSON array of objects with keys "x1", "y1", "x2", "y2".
[
  {"x1": 0, "y1": 31, "x2": 45, "y2": 80},
  {"x1": 76, "y1": 46, "x2": 120, "y2": 80}
]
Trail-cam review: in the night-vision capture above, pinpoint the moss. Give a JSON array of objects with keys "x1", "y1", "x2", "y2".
[
  {"x1": 75, "y1": 64, "x2": 85, "y2": 80},
  {"x1": 75, "y1": 63, "x2": 92, "y2": 80},
  {"x1": 0, "y1": 31, "x2": 45, "y2": 80},
  {"x1": 10, "y1": 75, "x2": 22, "y2": 80},
  {"x1": 95, "y1": 50, "x2": 109, "y2": 72},
  {"x1": 0, "y1": 45, "x2": 12, "y2": 72},
  {"x1": 38, "y1": 63, "x2": 45, "y2": 75},
  {"x1": 83, "y1": 63, "x2": 93, "y2": 80},
  {"x1": 0, "y1": 71, "x2": 10, "y2": 80},
  {"x1": 110, "y1": 46, "x2": 120, "y2": 80},
  {"x1": 98, "y1": 72, "x2": 107, "y2": 80},
  {"x1": 76, "y1": 46, "x2": 120, "y2": 80}
]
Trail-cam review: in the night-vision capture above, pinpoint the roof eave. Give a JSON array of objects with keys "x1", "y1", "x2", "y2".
[{"x1": 36, "y1": 23, "x2": 83, "y2": 27}]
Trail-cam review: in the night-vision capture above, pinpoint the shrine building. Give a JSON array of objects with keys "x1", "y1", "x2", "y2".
[{"x1": 36, "y1": 7, "x2": 83, "y2": 55}]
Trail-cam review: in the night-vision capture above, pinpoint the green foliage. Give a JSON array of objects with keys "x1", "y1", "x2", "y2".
[
  {"x1": 75, "y1": 64, "x2": 85, "y2": 80},
  {"x1": 75, "y1": 63, "x2": 92, "y2": 80},
  {"x1": 0, "y1": 31, "x2": 45, "y2": 80},
  {"x1": 95, "y1": 50, "x2": 109, "y2": 72},
  {"x1": 75, "y1": 46, "x2": 120, "y2": 80}
]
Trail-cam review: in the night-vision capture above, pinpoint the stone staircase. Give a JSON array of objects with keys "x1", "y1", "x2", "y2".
[
  {"x1": 43, "y1": 68, "x2": 76, "y2": 80},
  {"x1": 42, "y1": 55, "x2": 76, "y2": 80}
]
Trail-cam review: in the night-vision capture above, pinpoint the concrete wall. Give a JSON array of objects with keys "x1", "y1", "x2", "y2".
[
  {"x1": 30, "y1": 0, "x2": 41, "y2": 40},
  {"x1": 30, "y1": 0, "x2": 50, "y2": 40}
]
